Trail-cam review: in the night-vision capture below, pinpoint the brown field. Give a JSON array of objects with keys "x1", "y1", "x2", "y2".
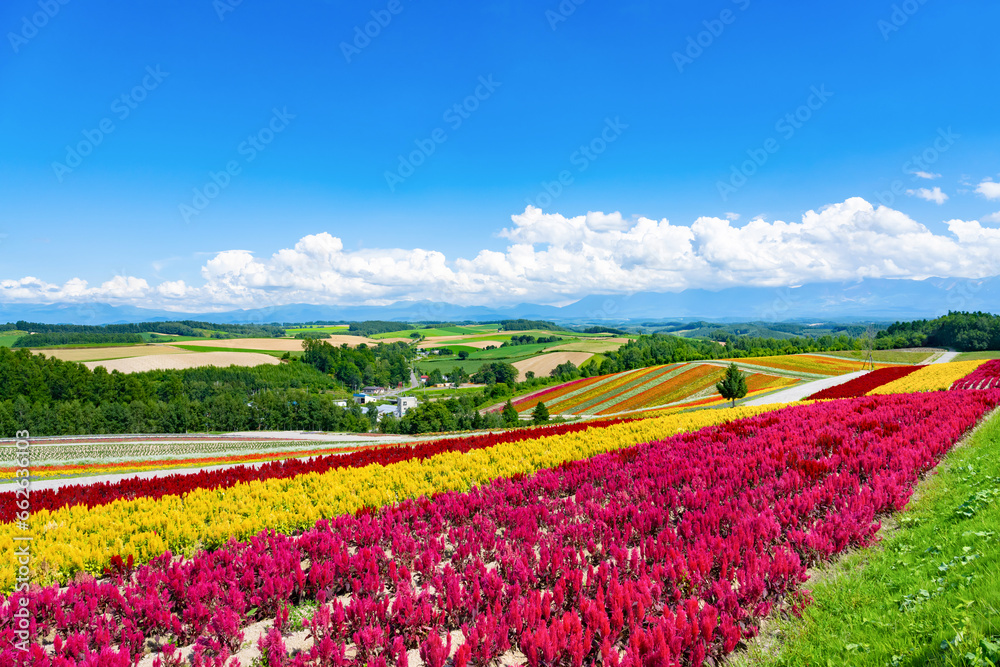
[
  {"x1": 31, "y1": 346, "x2": 189, "y2": 362},
  {"x1": 178, "y1": 338, "x2": 308, "y2": 351},
  {"x1": 84, "y1": 352, "x2": 281, "y2": 374},
  {"x1": 549, "y1": 337, "x2": 629, "y2": 354},
  {"x1": 512, "y1": 352, "x2": 594, "y2": 381},
  {"x1": 176, "y1": 336, "x2": 409, "y2": 350},
  {"x1": 419, "y1": 340, "x2": 499, "y2": 350}
]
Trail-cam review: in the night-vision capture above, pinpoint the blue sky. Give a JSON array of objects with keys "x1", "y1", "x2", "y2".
[{"x1": 1, "y1": 0, "x2": 999, "y2": 309}]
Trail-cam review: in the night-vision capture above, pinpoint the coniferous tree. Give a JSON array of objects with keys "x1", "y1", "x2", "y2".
[{"x1": 716, "y1": 363, "x2": 748, "y2": 408}]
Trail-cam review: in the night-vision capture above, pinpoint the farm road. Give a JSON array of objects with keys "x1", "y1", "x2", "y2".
[{"x1": 741, "y1": 370, "x2": 869, "y2": 407}]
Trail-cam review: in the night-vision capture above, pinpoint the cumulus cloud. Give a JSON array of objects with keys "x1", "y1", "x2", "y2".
[
  {"x1": 983, "y1": 211, "x2": 1000, "y2": 224},
  {"x1": 911, "y1": 171, "x2": 941, "y2": 180},
  {"x1": 977, "y1": 179, "x2": 1000, "y2": 201},
  {"x1": 906, "y1": 186, "x2": 948, "y2": 204},
  {"x1": 0, "y1": 275, "x2": 150, "y2": 302},
  {"x1": 5, "y1": 197, "x2": 1000, "y2": 309}
]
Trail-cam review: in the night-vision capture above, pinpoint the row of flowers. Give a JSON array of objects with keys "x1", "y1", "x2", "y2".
[
  {"x1": 593, "y1": 365, "x2": 726, "y2": 416},
  {"x1": 869, "y1": 359, "x2": 988, "y2": 395},
  {"x1": 720, "y1": 354, "x2": 877, "y2": 377},
  {"x1": 951, "y1": 359, "x2": 1000, "y2": 390},
  {"x1": 561, "y1": 365, "x2": 686, "y2": 416},
  {"x1": 0, "y1": 444, "x2": 386, "y2": 482},
  {"x1": 508, "y1": 376, "x2": 600, "y2": 412},
  {"x1": 805, "y1": 365, "x2": 922, "y2": 401},
  {"x1": 0, "y1": 419, "x2": 636, "y2": 522},
  {"x1": 0, "y1": 405, "x2": 790, "y2": 591},
  {"x1": 5, "y1": 391, "x2": 998, "y2": 666},
  {"x1": 0, "y1": 437, "x2": 325, "y2": 463}
]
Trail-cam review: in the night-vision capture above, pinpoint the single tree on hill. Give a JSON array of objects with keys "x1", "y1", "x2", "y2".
[
  {"x1": 532, "y1": 401, "x2": 550, "y2": 424},
  {"x1": 501, "y1": 400, "x2": 519, "y2": 426},
  {"x1": 716, "y1": 363, "x2": 748, "y2": 408}
]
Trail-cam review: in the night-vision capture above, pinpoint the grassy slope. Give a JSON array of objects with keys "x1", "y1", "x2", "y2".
[
  {"x1": 172, "y1": 344, "x2": 294, "y2": 359},
  {"x1": 0, "y1": 333, "x2": 25, "y2": 348},
  {"x1": 739, "y1": 409, "x2": 1000, "y2": 667},
  {"x1": 821, "y1": 349, "x2": 939, "y2": 364},
  {"x1": 955, "y1": 351, "x2": 1000, "y2": 362}
]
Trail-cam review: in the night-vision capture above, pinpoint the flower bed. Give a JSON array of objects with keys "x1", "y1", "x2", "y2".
[
  {"x1": 868, "y1": 360, "x2": 988, "y2": 395},
  {"x1": 951, "y1": 359, "x2": 1000, "y2": 390},
  {"x1": 7, "y1": 391, "x2": 998, "y2": 666},
  {"x1": 806, "y1": 365, "x2": 921, "y2": 400},
  {"x1": 0, "y1": 406, "x2": 790, "y2": 590}
]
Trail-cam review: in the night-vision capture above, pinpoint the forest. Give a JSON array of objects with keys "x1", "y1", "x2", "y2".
[
  {"x1": 0, "y1": 340, "x2": 415, "y2": 436},
  {"x1": 879, "y1": 311, "x2": 1000, "y2": 351}
]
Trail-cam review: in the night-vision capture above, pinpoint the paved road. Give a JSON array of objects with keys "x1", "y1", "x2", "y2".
[
  {"x1": 742, "y1": 370, "x2": 869, "y2": 406},
  {"x1": 930, "y1": 350, "x2": 959, "y2": 364}
]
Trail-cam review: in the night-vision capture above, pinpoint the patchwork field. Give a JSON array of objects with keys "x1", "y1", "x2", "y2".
[
  {"x1": 30, "y1": 345, "x2": 191, "y2": 362},
  {"x1": 83, "y1": 351, "x2": 281, "y2": 373},
  {"x1": 418, "y1": 339, "x2": 499, "y2": 350},
  {"x1": 723, "y1": 353, "x2": 889, "y2": 377},
  {"x1": 513, "y1": 360, "x2": 805, "y2": 415},
  {"x1": 548, "y1": 336, "x2": 630, "y2": 353},
  {"x1": 511, "y1": 351, "x2": 593, "y2": 380}
]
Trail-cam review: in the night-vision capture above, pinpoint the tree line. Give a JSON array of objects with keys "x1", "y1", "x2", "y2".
[
  {"x1": 4, "y1": 320, "x2": 285, "y2": 338},
  {"x1": 880, "y1": 311, "x2": 1000, "y2": 351},
  {"x1": 300, "y1": 339, "x2": 415, "y2": 389},
  {"x1": 12, "y1": 332, "x2": 145, "y2": 348},
  {"x1": 0, "y1": 347, "x2": 369, "y2": 437}
]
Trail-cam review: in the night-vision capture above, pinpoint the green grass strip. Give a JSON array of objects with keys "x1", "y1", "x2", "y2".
[{"x1": 739, "y1": 409, "x2": 1000, "y2": 667}]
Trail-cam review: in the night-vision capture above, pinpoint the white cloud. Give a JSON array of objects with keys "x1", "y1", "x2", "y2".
[
  {"x1": 906, "y1": 186, "x2": 948, "y2": 204},
  {"x1": 724, "y1": 212, "x2": 740, "y2": 221},
  {"x1": 911, "y1": 171, "x2": 941, "y2": 180},
  {"x1": 0, "y1": 275, "x2": 150, "y2": 302},
  {"x1": 4, "y1": 197, "x2": 1000, "y2": 309},
  {"x1": 976, "y1": 179, "x2": 1000, "y2": 201},
  {"x1": 983, "y1": 211, "x2": 1000, "y2": 224}
]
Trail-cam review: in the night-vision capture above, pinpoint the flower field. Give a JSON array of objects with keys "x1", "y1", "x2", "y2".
[
  {"x1": 951, "y1": 359, "x2": 1000, "y2": 390},
  {"x1": 0, "y1": 444, "x2": 381, "y2": 482},
  {"x1": 4, "y1": 391, "x2": 998, "y2": 666},
  {"x1": 722, "y1": 354, "x2": 886, "y2": 377},
  {"x1": 868, "y1": 359, "x2": 988, "y2": 395},
  {"x1": 515, "y1": 362, "x2": 805, "y2": 416},
  {"x1": 0, "y1": 405, "x2": 792, "y2": 591},
  {"x1": 0, "y1": 436, "x2": 333, "y2": 464},
  {"x1": 805, "y1": 365, "x2": 922, "y2": 400}
]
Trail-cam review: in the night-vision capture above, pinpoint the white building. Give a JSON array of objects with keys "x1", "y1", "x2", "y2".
[{"x1": 396, "y1": 396, "x2": 417, "y2": 417}]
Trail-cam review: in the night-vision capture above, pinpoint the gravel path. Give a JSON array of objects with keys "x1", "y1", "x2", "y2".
[{"x1": 741, "y1": 370, "x2": 870, "y2": 406}]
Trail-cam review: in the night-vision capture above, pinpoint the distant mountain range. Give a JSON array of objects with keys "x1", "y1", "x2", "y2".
[{"x1": 1, "y1": 277, "x2": 997, "y2": 326}]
